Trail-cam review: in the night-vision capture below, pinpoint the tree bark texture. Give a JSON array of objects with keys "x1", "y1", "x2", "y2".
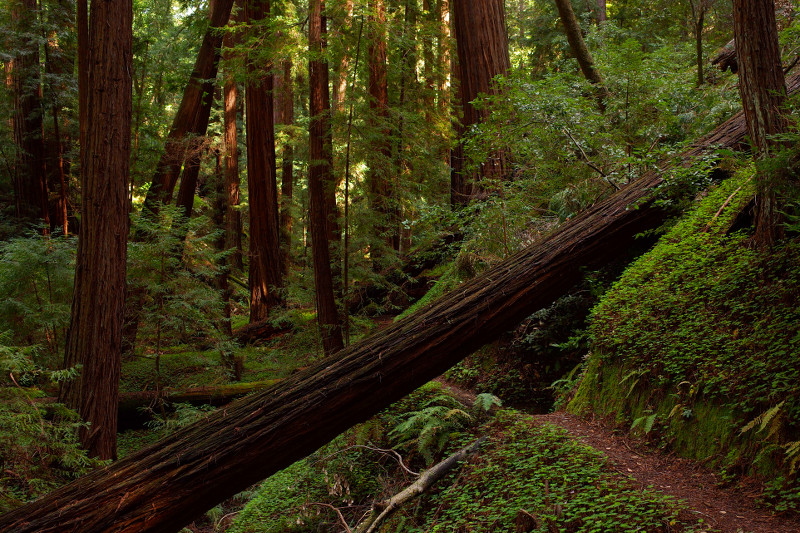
[
  {"x1": 10, "y1": 0, "x2": 50, "y2": 225},
  {"x1": 436, "y1": 0, "x2": 450, "y2": 114},
  {"x1": 143, "y1": 0, "x2": 234, "y2": 210},
  {"x1": 733, "y1": 0, "x2": 790, "y2": 248},
  {"x1": 451, "y1": 0, "x2": 510, "y2": 206},
  {"x1": 596, "y1": 0, "x2": 606, "y2": 22},
  {"x1": 367, "y1": 0, "x2": 397, "y2": 265},
  {"x1": 0, "y1": 87, "x2": 781, "y2": 531},
  {"x1": 277, "y1": 59, "x2": 295, "y2": 276},
  {"x1": 223, "y1": 3, "x2": 244, "y2": 271},
  {"x1": 245, "y1": 0, "x2": 284, "y2": 323},
  {"x1": 58, "y1": 0, "x2": 132, "y2": 461},
  {"x1": 554, "y1": 0, "x2": 609, "y2": 109},
  {"x1": 309, "y1": 0, "x2": 345, "y2": 355}
]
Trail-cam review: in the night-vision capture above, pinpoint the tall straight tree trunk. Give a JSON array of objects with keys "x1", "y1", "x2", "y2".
[
  {"x1": 331, "y1": 0, "x2": 354, "y2": 113},
  {"x1": 223, "y1": 1, "x2": 244, "y2": 271},
  {"x1": 142, "y1": 0, "x2": 234, "y2": 211},
  {"x1": 733, "y1": 0, "x2": 791, "y2": 249},
  {"x1": 436, "y1": 0, "x2": 450, "y2": 115},
  {"x1": 596, "y1": 0, "x2": 606, "y2": 22},
  {"x1": 41, "y1": 0, "x2": 75, "y2": 234},
  {"x1": 10, "y1": 0, "x2": 49, "y2": 225},
  {"x1": 690, "y1": 0, "x2": 707, "y2": 87},
  {"x1": 367, "y1": 0, "x2": 396, "y2": 266},
  {"x1": 309, "y1": 0, "x2": 345, "y2": 355},
  {"x1": 554, "y1": 0, "x2": 609, "y2": 109},
  {"x1": 277, "y1": 59, "x2": 295, "y2": 275},
  {"x1": 245, "y1": 0, "x2": 283, "y2": 323},
  {"x1": 451, "y1": 0, "x2": 510, "y2": 206},
  {"x1": 59, "y1": 0, "x2": 132, "y2": 461}
]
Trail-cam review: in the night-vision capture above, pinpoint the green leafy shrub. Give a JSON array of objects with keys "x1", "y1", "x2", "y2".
[{"x1": 0, "y1": 338, "x2": 101, "y2": 512}]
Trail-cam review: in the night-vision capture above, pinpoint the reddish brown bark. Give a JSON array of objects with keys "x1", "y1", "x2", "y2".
[
  {"x1": 58, "y1": 0, "x2": 132, "y2": 461},
  {"x1": 0, "y1": 95, "x2": 770, "y2": 533},
  {"x1": 245, "y1": 0, "x2": 283, "y2": 323},
  {"x1": 451, "y1": 0, "x2": 510, "y2": 206},
  {"x1": 436, "y1": 0, "x2": 451, "y2": 114},
  {"x1": 9, "y1": 0, "x2": 49, "y2": 225},
  {"x1": 733, "y1": 0, "x2": 790, "y2": 248},
  {"x1": 367, "y1": 0, "x2": 397, "y2": 263},
  {"x1": 309, "y1": 0, "x2": 345, "y2": 355},
  {"x1": 277, "y1": 59, "x2": 295, "y2": 275},
  {"x1": 223, "y1": 3, "x2": 244, "y2": 271},
  {"x1": 143, "y1": 0, "x2": 234, "y2": 210}
]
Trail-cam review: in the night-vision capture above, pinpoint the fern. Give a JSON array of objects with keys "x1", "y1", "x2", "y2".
[{"x1": 740, "y1": 401, "x2": 785, "y2": 438}]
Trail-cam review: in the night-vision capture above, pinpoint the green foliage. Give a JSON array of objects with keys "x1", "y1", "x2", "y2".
[
  {"x1": 128, "y1": 205, "x2": 227, "y2": 352},
  {"x1": 573, "y1": 171, "x2": 800, "y2": 509},
  {"x1": 389, "y1": 393, "x2": 473, "y2": 463},
  {"x1": 0, "y1": 336, "x2": 101, "y2": 511},
  {"x1": 407, "y1": 412, "x2": 707, "y2": 532},
  {"x1": 0, "y1": 233, "x2": 76, "y2": 361},
  {"x1": 591, "y1": 173, "x2": 800, "y2": 424}
]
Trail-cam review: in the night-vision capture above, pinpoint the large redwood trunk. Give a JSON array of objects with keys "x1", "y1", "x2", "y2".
[
  {"x1": 450, "y1": 0, "x2": 510, "y2": 206},
  {"x1": 732, "y1": 0, "x2": 790, "y2": 249},
  {"x1": 0, "y1": 83, "x2": 781, "y2": 533},
  {"x1": 309, "y1": 0, "x2": 345, "y2": 355},
  {"x1": 245, "y1": 0, "x2": 284, "y2": 323},
  {"x1": 58, "y1": 0, "x2": 132, "y2": 461},
  {"x1": 142, "y1": 0, "x2": 234, "y2": 210}
]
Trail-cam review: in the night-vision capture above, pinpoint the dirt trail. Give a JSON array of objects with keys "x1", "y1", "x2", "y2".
[
  {"x1": 533, "y1": 412, "x2": 800, "y2": 533},
  {"x1": 435, "y1": 380, "x2": 800, "y2": 533}
]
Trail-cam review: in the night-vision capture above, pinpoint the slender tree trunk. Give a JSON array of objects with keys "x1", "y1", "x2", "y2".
[
  {"x1": 310, "y1": 0, "x2": 345, "y2": 355},
  {"x1": 245, "y1": 0, "x2": 283, "y2": 323},
  {"x1": 223, "y1": 2, "x2": 244, "y2": 271},
  {"x1": 10, "y1": 0, "x2": 50, "y2": 225},
  {"x1": 367, "y1": 0, "x2": 396, "y2": 266},
  {"x1": 331, "y1": 0, "x2": 354, "y2": 113},
  {"x1": 278, "y1": 59, "x2": 295, "y2": 275},
  {"x1": 58, "y1": 0, "x2": 132, "y2": 461},
  {"x1": 690, "y1": 0, "x2": 707, "y2": 87},
  {"x1": 554, "y1": 0, "x2": 609, "y2": 110},
  {"x1": 40, "y1": 0, "x2": 74, "y2": 234},
  {"x1": 733, "y1": 0, "x2": 790, "y2": 249},
  {"x1": 451, "y1": 0, "x2": 510, "y2": 206},
  {"x1": 596, "y1": 0, "x2": 606, "y2": 22},
  {"x1": 436, "y1": 0, "x2": 450, "y2": 114},
  {"x1": 142, "y1": 0, "x2": 234, "y2": 210}
]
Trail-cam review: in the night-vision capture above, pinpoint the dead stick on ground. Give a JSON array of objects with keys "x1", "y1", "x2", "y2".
[{"x1": 353, "y1": 437, "x2": 487, "y2": 533}]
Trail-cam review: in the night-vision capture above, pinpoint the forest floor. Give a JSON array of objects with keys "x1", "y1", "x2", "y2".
[{"x1": 437, "y1": 379, "x2": 800, "y2": 533}]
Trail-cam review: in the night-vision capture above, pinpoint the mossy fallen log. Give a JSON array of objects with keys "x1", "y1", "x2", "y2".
[{"x1": 2, "y1": 78, "x2": 797, "y2": 532}]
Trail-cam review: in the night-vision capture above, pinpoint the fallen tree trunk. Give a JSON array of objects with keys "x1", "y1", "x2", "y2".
[
  {"x1": 1, "y1": 81, "x2": 795, "y2": 532},
  {"x1": 233, "y1": 319, "x2": 293, "y2": 344}
]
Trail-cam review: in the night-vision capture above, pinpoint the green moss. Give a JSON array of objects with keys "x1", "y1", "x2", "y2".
[{"x1": 569, "y1": 170, "x2": 800, "y2": 509}]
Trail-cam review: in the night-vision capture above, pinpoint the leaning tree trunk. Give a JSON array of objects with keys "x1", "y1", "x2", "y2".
[
  {"x1": 554, "y1": 0, "x2": 609, "y2": 110},
  {"x1": 309, "y1": 0, "x2": 345, "y2": 355},
  {"x1": 451, "y1": 0, "x2": 510, "y2": 206},
  {"x1": 57, "y1": 0, "x2": 132, "y2": 461},
  {"x1": 1, "y1": 80, "x2": 784, "y2": 531},
  {"x1": 245, "y1": 0, "x2": 283, "y2": 323},
  {"x1": 142, "y1": 0, "x2": 234, "y2": 210},
  {"x1": 733, "y1": 0, "x2": 790, "y2": 249}
]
